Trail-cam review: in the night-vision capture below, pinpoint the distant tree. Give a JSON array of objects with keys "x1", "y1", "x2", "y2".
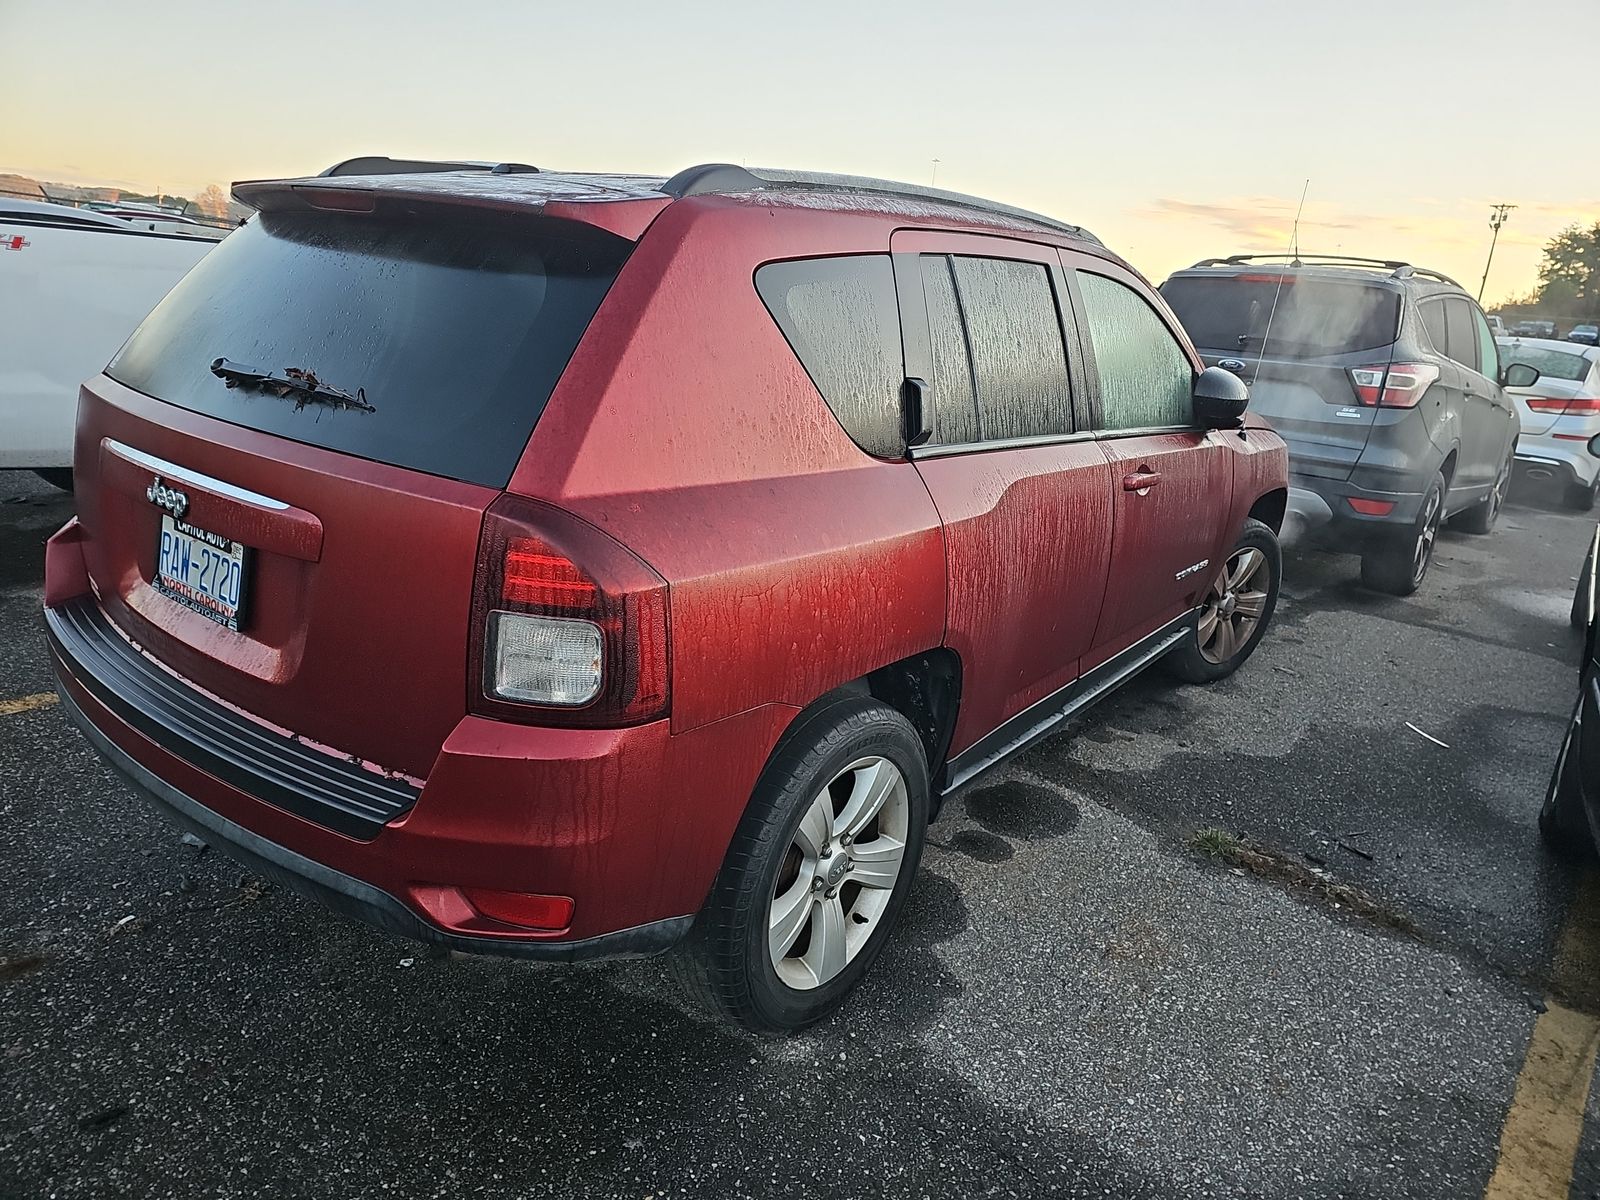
[
  {"x1": 193, "y1": 184, "x2": 228, "y2": 220},
  {"x1": 1497, "y1": 221, "x2": 1600, "y2": 321}
]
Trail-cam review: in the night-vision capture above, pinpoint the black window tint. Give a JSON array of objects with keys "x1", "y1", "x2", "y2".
[
  {"x1": 1078, "y1": 272, "x2": 1194, "y2": 431},
  {"x1": 919, "y1": 256, "x2": 981, "y2": 445},
  {"x1": 1444, "y1": 298, "x2": 1479, "y2": 371},
  {"x1": 1160, "y1": 275, "x2": 1400, "y2": 357},
  {"x1": 1420, "y1": 300, "x2": 1450, "y2": 356},
  {"x1": 108, "y1": 211, "x2": 629, "y2": 489},
  {"x1": 755, "y1": 255, "x2": 906, "y2": 457},
  {"x1": 949, "y1": 256, "x2": 1072, "y2": 440}
]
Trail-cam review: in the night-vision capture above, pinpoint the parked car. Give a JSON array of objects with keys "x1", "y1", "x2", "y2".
[
  {"x1": 0, "y1": 197, "x2": 226, "y2": 489},
  {"x1": 1540, "y1": 516, "x2": 1600, "y2": 855},
  {"x1": 43, "y1": 158, "x2": 1289, "y2": 1032},
  {"x1": 1487, "y1": 315, "x2": 1507, "y2": 335},
  {"x1": 1161, "y1": 255, "x2": 1532, "y2": 596},
  {"x1": 1511, "y1": 319, "x2": 1559, "y2": 339},
  {"x1": 1568, "y1": 325, "x2": 1599, "y2": 346},
  {"x1": 1497, "y1": 337, "x2": 1600, "y2": 509}
]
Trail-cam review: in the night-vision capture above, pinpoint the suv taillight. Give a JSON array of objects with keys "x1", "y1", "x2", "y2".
[
  {"x1": 469, "y1": 495, "x2": 669, "y2": 727},
  {"x1": 1350, "y1": 363, "x2": 1438, "y2": 408}
]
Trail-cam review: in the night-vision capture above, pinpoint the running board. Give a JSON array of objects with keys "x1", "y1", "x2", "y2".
[{"x1": 942, "y1": 609, "x2": 1198, "y2": 794}]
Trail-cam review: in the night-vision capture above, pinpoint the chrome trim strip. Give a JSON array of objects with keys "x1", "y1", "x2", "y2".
[
  {"x1": 910, "y1": 430, "x2": 1099, "y2": 459},
  {"x1": 104, "y1": 439, "x2": 290, "y2": 510}
]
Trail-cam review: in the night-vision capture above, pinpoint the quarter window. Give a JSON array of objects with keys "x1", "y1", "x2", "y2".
[
  {"x1": 755, "y1": 255, "x2": 906, "y2": 458},
  {"x1": 1078, "y1": 272, "x2": 1194, "y2": 430}
]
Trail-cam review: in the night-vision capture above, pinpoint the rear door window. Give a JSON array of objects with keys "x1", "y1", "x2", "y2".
[
  {"x1": 1160, "y1": 274, "x2": 1400, "y2": 357},
  {"x1": 108, "y1": 211, "x2": 631, "y2": 489},
  {"x1": 756, "y1": 255, "x2": 906, "y2": 458},
  {"x1": 950, "y1": 257, "x2": 1073, "y2": 441},
  {"x1": 1078, "y1": 272, "x2": 1194, "y2": 431},
  {"x1": 1443, "y1": 298, "x2": 1480, "y2": 372},
  {"x1": 916, "y1": 254, "x2": 1073, "y2": 445},
  {"x1": 1472, "y1": 308, "x2": 1500, "y2": 381}
]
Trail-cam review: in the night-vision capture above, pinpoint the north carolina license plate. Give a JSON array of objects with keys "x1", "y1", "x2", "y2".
[{"x1": 154, "y1": 515, "x2": 248, "y2": 630}]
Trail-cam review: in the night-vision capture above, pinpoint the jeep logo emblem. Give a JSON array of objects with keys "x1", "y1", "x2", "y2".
[{"x1": 146, "y1": 476, "x2": 189, "y2": 520}]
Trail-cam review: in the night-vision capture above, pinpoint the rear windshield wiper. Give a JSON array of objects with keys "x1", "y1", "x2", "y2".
[{"x1": 209, "y1": 358, "x2": 376, "y2": 413}]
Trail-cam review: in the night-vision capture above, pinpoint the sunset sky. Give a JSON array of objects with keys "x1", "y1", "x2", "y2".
[{"x1": 4, "y1": 0, "x2": 1593, "y2": 306}]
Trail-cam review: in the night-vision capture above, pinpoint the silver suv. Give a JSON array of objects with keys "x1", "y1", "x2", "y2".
[{"x1": 1162, "y1": 255, "x2": 1535, "y2": 595}]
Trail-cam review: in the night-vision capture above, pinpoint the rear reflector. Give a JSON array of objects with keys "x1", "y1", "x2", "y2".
[
  {"x1": 1350, "y1": 363, "x2": 1439, "y2": 408},
  {"x1": 1348, "y1": 497, "x2": 1396, "y2": 516},
  {"x1": 463, "y1": 888, "x2": 575, "y2": 932},
  {"x1": 1555, "y1": 433, "x2": 1592, "y2": 442}
]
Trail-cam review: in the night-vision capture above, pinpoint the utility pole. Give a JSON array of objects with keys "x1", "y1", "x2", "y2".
[{"x1": 1479, "y1": 203, "x2": 1516, "y2": 302}]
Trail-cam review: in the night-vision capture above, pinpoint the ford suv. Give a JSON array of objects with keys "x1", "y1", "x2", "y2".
[
  {"x1": 45, "y1": 158, "x2": 1288, "y2": 1032},
  {"x1": 1162, "y1": 256, "x2": 1533, "y2": 596}
]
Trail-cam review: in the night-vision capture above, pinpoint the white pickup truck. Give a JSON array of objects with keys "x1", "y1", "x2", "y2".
[{"x1": 0, "y1": 198, "x2": 227, "y2": 488}]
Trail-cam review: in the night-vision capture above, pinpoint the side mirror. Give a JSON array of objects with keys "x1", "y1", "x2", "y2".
[
  {"x1": 1588, "y1": 432, "x2": 1600, "y2": 459},
  {"x1": 1194, "y1": 365, "x2": 1249, "y2": 429},
  {"x1": 1503, "y1": 362, "x2": 1540, "y2": 388}
]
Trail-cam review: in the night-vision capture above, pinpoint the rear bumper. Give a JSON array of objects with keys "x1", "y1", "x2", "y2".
[
  {"x1": 1286, "y1": 470, "x2": 1427, "y2": 543},
  {"x1": 46, "y1": 577, "x2": 795, "y2": 960},
  {"x1": 1516, "y1": 445, "x2": 1596, "y2": 490},
  {"x1": 54, "y1": 678, "x2": 691, "y2": 961}
]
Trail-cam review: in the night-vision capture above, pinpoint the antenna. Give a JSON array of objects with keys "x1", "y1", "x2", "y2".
[{"x1": 1254, "y1": 181, "x2": 1310, "y2": 375}]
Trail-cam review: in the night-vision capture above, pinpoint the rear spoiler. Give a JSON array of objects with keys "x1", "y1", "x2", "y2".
[{"x1": 230, "y1": 176, "x2": 670, "y2": 242}]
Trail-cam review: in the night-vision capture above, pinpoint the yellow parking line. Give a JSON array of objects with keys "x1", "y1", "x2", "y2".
[
  {"x1": 1484, "y1": 875, "x2": 1600, "y2": 1198},
  {"x1": 0, "y1": 692, "x2": 57, "y2": 717}
]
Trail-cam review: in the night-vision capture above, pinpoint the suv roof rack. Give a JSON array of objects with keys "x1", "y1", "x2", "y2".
[
  {"x1": 318, "y1": 156, "x2": 541, "y2": 178},
  {"x1": 1188, "y1": 252, "x2": 1463, "y2": 289},
  {"x1": 659, "y1": 162, "x2": 1096, "y2": 241}
]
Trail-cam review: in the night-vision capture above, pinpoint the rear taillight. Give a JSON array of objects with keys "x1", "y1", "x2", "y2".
[
  {"x1": 1527, "y1": 396, "x2": 1600, "y2": 414},
  {"x1": 1350, "y1": 363, "x2": 1439, "y2": 408},
  {"x1": 469, "y1": 495, "x2": 669, "y2": 727}
]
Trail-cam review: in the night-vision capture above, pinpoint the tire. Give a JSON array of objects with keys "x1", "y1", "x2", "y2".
[
  {"x1": 32, "y1": 468, "x2": 73, "y2": 492},
  {"x1": 1456, "y1": 452, "x2": 1511, "y2": 535},
  {"x1": 1573, "y1": 539, "x2": 1596, "y2": 631},
  {"x1": 1566, "y1": 479, "x2": 1598, "y2": 513},
  {"x1": 1360, "y1": 472, "x2": 1445, "y2": 597},
  {"x1": 1538, "y1": 702, "x2": 1592, "y2": 859},
  {"x1": 673, "y1": 695, "x2": 931, "y2": 1034},
  {"x1": 1164, "y1": 518, "x2": 1281, "y2": 684}
]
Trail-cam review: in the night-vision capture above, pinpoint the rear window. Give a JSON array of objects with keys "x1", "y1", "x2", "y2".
[
  {"x1": 108, "y1": 211, "x2": 630, "y2": 488},
  {"x1": 1160, "y1": 274, "x2": 1401, "y2": 358},
  {"x1": 1496, "y1": 342, "x2": 1593, "y2": 383}
]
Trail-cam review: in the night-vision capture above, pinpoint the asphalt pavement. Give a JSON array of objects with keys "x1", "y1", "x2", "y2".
[{"x1": 3, "y1": 467, "x2": 1597, "y2": 1199}]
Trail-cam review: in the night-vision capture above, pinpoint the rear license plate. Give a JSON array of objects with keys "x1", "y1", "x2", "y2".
[{"x1": 154, "y1": 515, "x2": 249, "y2": 630}]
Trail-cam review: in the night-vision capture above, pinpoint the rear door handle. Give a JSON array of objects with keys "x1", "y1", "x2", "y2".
[{"x1": 1123, "y1": 470, "x2": 1162, "y2": 492}]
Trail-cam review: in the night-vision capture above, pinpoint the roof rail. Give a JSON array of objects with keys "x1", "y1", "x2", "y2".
[
  {"x1": 1188, "y1": 252, "x2": 1464, "y2": 290},
  {"x1": 659, "y1": 161, "x2": 1097, "y2": 242},
  {"x1": 318, "y1": 156, "x2": 540, "y2": 178},
  {"x1": 1191, "y1": 253, "x2": 1409, "y2": 270}
]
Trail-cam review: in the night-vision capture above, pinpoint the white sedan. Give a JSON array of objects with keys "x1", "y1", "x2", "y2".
[{"x1": 1498, "y1": 337, "x2": 1600, "y2": 510}]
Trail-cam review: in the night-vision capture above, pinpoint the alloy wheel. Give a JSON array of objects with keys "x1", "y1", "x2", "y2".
[
  {"x1": 1412, "y1": 489, "x2": 1443, "y2": 585},
  {"x1": 1197, "y1": 547, "x2": 1270, "y2": 665},
  {"x1": 768, "y1": 756, "x2": 910, "y2": 991}
]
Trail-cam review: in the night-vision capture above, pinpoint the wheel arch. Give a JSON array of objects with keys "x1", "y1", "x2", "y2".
[
  {"x1": 766, "y1": 648, "x2": 963, "y2": 815},
  {"x1": 1246, "y1": 487, "x2": 1287, "y2": 535}
]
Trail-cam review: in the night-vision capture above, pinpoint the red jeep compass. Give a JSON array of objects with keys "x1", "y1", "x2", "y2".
[{"x1": 45, "y1": 158, "x2": 1288, "y2": 1032}]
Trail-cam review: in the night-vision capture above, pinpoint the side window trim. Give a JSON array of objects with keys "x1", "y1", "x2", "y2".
[
  {"x1": 1070, "y1": 259, "x2": 1201, "y2": 438},
  {"x1": 895, "y1": 240, "x2": 1084, "y2": 456}
]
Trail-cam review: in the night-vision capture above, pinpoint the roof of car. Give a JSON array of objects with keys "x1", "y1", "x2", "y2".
[
  {"x1": 1496, "y1": 335, "x2": 1600, "y2": 358},
  {"x1": 1169, "y1": 254, "x2": 1464, "y2": 292},
  {"x1": 232, "y1": 158, "x2": 1100, "y2": 245}
]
